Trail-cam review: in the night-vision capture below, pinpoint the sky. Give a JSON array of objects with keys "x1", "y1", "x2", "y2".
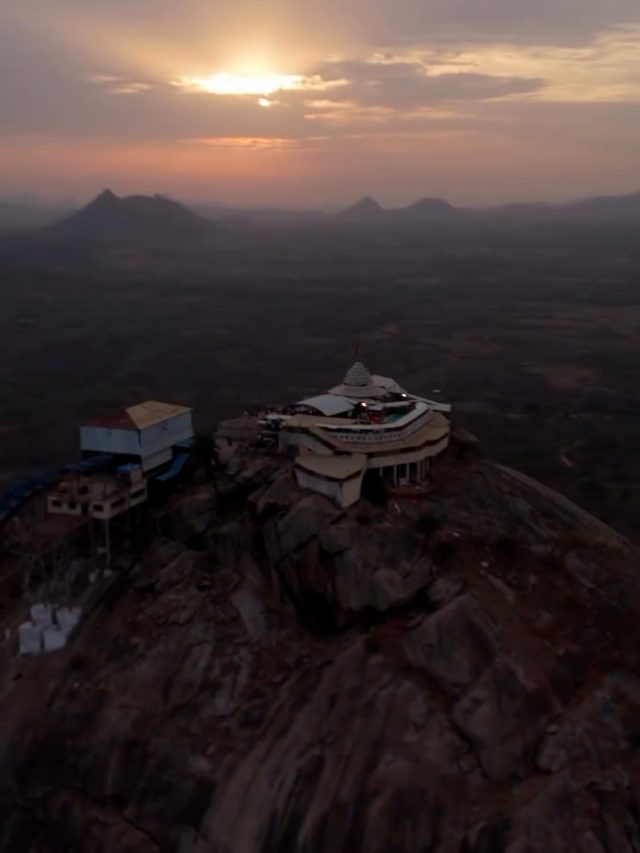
[{"x1": 1, "y1": 0, "x2": 640, "y2": 207}]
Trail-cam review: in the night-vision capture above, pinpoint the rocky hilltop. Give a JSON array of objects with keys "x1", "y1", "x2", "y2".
[
  {"x1": 1, "y1": 437, "x2": 640, "y2": 852},
  {"x1": 46, "y1": 190, "x2": 214, "y2": 245}
]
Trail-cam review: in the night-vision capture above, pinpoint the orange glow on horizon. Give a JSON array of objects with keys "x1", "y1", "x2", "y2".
[{"x1": 3, "y1": 127, "x2": 640, "y2": 209}]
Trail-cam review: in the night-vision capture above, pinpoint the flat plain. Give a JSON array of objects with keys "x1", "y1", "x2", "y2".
[{"x1": 2, "y1": 217, "x2": 639, "y2": 538}]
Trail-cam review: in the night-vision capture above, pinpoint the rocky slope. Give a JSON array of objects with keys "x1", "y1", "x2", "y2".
[{"x1": 1, "y1": 441, "x2": 639, "y2": 852}]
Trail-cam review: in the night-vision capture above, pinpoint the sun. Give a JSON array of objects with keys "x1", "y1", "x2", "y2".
[{"x1": 176, "y1": 72, "x2": 304, "y2": 98}]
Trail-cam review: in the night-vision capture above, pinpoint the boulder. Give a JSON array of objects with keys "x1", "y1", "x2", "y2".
[
  {"x1": 426, "y1": 573, "x2": 464, "y2": 609},
  {"x1": 232, "y1": 587, "x2": 269, "y2": 643},
  {"x1": 334, "y1": 536, "x2": 433, "y2": 612},
  {"x1": 254, "y1": 471, "x2": 298, "y2": 516},
  {"x1": 453, "y1": 656, "x2": 560, "y2": 782},
  {"x1": 404, "y1": 594, "x2": 500, "y2": 692},
  {"x1": 265, "y1": 495, "x2": 342, "y2": 564},
  {"x1": 537, "y1": 671, "x2": 640, "y2": 773},
  {"x1": 318, "y1": 522, "x2": 352, "y2": 556}
]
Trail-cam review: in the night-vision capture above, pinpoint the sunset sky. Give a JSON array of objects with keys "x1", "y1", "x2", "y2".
[{"x1": 2, "y1": 0, "x2": 640, "y2": 206}]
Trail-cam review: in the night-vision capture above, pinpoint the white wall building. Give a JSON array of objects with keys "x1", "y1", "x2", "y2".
[
  {"x1": 48, "y1": 464, "x2": 147, "y2": 520},
  {"x1": 80, "y1": 401, "x2": 193, "y2": 473}
]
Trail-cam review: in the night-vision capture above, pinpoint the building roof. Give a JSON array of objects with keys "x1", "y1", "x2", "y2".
[
  {"x1": 372, "y1": 374, "x2": 406, "y2": 394},
  {"x1": 84, "y1": 401, "x2": 191, "y2": 431},
  {"x1": 295, "y1": 453, "x2": 367, "y2": 481},
  {"x1": 295, "y1": 394, "x2": 355, "y2": 417},
  {"x1": 408, "y1": 394, "x2": 452, "y2": 413},
  {"x1": 126, "y1": 401, "x2": 192, "y2": 430},
  {"x1": 83, "y1": 410, "x2": 137, "y2": 430}
]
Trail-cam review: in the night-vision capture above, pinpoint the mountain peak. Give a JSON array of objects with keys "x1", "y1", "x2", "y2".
[
  {"x1": 93, "y1": 189, "x2": 119, "y2": 205},
  {"x1": 354, "y1": 195, "x2": 383, "y2": 212},
  {"x1": 407, "y1": 196, "x2": 454, "y2": 213},
  {"x1": 337, "y1": 196, "x2": 385, "y2": 219},
  {"x1": 48, "y1": 190, "x2": 213, "y2": 244}
]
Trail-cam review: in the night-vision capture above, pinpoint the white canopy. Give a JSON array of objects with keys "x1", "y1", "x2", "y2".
[
  {"x1": 372, "y1": 374, "x2": 406, "y2": 395},
  {"x1": 296, "y1": 394, "x2": 355, "y2": 417}
]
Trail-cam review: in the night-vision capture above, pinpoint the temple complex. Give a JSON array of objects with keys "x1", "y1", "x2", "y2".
[{"x1": 216, "y1": 361, "x2": 451, "y2": 507}]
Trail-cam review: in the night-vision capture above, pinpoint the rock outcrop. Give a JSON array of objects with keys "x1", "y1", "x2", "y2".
[{"x1": 0, "y1": 450, "x2": 639, "y2": 852}]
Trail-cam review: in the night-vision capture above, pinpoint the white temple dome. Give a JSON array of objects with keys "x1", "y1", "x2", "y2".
[
  {"x1": 343, "y1": 361, "x2": 374, "y2": 387},
  {"x1": 328, "y1": 361, "x2": 389, "y2": 398}
]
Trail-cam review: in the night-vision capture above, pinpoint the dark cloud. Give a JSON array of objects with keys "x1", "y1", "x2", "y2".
[
  {"x1": 5, "y1": 0, "x2": 640, "y2": 55},
  {"x1": 73, "y1": 0, "x2": 640, "y2": 44},
  {"x1": 0, "y1": 22, "x2": 545, "y2": 139},
  {"x1": 304, "y1": 60, "x2": 545, "y2": 108},
  {"x1": 355, "y1": 0, "x2": 640, "y2": 45}
]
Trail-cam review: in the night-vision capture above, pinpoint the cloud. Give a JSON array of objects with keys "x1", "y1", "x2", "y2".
[
  {"x1": 188, "y1": 136, "x2": 298, "y2": 150},
  {"x1": 172, "y1": 58, "x2": 545, "y2": 126},
  {"x1": 353, "y1": 0, "x2": 640, "y2": 46},
  {"x1": 89, "y1": 76, "x2": 155, "y2": 95},
  {"x1": 1, "y1": 0, "x2": 640, "y2": 204},
  {"x1": 298, "y1": 59, "x2": 544, "y2": 109}
]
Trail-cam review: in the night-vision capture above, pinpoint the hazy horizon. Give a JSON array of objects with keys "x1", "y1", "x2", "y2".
[
  {"x1": 2, "y1": 1, "x2": 640, "y2": 206},
  {"x1": 4, "y1": 184, "x2": 640, "y2": 215}
]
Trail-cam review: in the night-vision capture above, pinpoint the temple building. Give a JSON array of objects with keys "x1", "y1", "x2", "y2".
[{"x1": 217, "y1": 361, "x2": 451, "y2": 507}]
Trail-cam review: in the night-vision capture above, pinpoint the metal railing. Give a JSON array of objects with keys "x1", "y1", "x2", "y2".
[{"x1": 325, "y1": 411, "x2": 432, "y2": 444}]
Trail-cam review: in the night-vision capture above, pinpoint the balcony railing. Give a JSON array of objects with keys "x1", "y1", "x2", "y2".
[{"x1": 325, "y1": 411, "x2": 432, "y2": 444}]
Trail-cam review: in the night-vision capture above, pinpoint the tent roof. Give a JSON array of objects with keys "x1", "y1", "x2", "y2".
[{"x1": 296, "y1": 394, "x2": 355, "y2": 417}]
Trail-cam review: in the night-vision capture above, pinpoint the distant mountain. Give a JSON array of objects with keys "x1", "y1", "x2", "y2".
[
  {"x1": 336, "y1": 196, "x2": 386, "y2": 221},
  {"x1": 0, "y1": 202, "x2": 75, "y2": 231},
  {"x1": 567, "y1": 191, "x2": 640, "y2": 217},
  {"x1": 477, "y1": 192, "x2": 640, "y2": 225},
  {"x1": 336, "y1": 195, "x2": 462, "y2": 224},
  {"x1": 334, "y1": 190, "x2": 640, "y2": 228},
  {"x1": 397, "y1": 197, "x2": 460, "y2": 219},
  {"x1": 47, "y1": 190, "x2": 213, "y2": 244}
]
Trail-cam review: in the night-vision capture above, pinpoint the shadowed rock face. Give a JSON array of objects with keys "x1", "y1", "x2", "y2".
[{"x1": 1, "y1": 451, "x2": 639, "y2": 852}]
